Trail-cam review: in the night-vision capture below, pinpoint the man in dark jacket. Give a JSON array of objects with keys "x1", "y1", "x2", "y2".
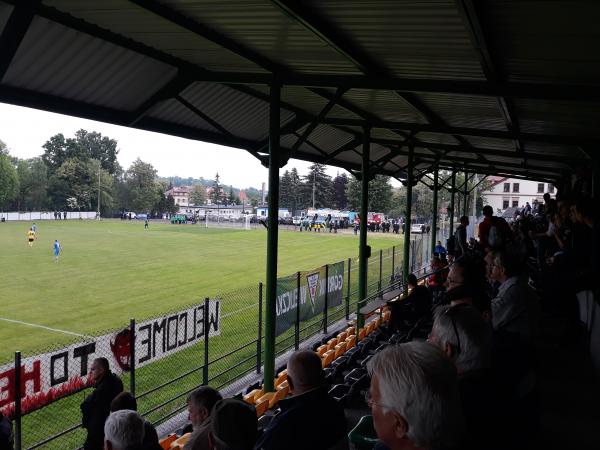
[
  {"x1": 255, "y1": 351, "x2": 347, "y2": 450},
  {"x1": 81, "y1": 357, "x2": 124, "y2": 450}
]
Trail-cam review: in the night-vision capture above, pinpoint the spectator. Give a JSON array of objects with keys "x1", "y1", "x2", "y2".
[
  {"x1": 389, "y1": 274, "x2": 432, "y2": 330},
  {"x1": 445, "y1": 257, "x2": 491, "y2": 320},
  {"x1": 81, "y1": 357, "x2": 124, "y2": 450},
  {"x1": 434, "y1": 240, "x2": 446, "y2": 256},
  {"x1": 429, "y1": 305, "x2": 500, "y2": 448},
  {"x1": 488, "y1": 251, "x2": 538, "y2": 341},
  {"x1": 428, "y1": 257, "x2": 445, "y2": 289},
  {"x1": 0, "y1": 412, "x2": 13, "y2": 450},
  {"x1": 255, "y1": 350, "x2": 347, "y2": 450},
  {"x1": 110, "y1": 392, "x2": 161, "y2": 450},
  {"x1": 478, "y1": 206, "x2": 512, "y2": 251},
  {"x1": 103, "y1": 410, "x2": 144, "y2": 450},
  {"x1": 454, "y1": 216, "x2": 469, "y2": 258},
  {"x1": 210, "y1": 399, "x2": 257, "y2": 450},
  {"x1": 366, "y1": 342, "x2": 463, "y2": 450},
  {"x1": 184, "y1": 387, "x2": 223, "y2": 450}
]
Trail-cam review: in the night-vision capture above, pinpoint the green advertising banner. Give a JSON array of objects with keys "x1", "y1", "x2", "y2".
[{"x1": 275, "y1": 261, "x2": 345, "y2": 337}]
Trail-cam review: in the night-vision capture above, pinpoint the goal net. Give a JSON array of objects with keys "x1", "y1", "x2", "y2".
[{"x1": 204, "y1": 214, "x2": 256, "y2": 230}]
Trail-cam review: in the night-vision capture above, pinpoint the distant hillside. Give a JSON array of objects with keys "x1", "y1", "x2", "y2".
[{"x1": 160, "y1": 176, "x2": 262, "y2": 200}]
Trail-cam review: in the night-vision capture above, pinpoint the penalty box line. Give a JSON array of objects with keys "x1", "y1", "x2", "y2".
[{"x1": 0, "y1": 317, "x2": 93, "y2": 339}]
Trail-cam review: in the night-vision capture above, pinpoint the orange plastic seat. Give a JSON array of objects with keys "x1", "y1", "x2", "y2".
[
  {"x1": 383, "y1": 310, "x2": 391, "y2": 322},
  {"x1": 322, "y1": 349, "x2": 335, "y2": 367},
  {"x1": 345, "y1": 334, "x2": 356, "y2": 350},
  {"x1": 358, "y1": 328, "x2": 366, "y2": 341},
  {"x1": 275, "y1": 370, "x2": 287, "y2": 387},
  {"x1": 316, "y1": 345, "x2": 328, "y2": 357},
  {"x1": 255, "y1": 397, "x2": 269, "y2": 417},
  {"x1": 243, "y1": 388, "x2": 262, "y2": 404},
  {"x1": 334, "y1": 342, "x2": 347, "y2": 359},
  {"x1": 269, "y1": 386, "x2": 288, "y2": 408},
  {"x1": 327, "y1": 338, "x2": 338, "y2": 350},
  {"x1": 160, "y1": 434, "x2": 177, "y2": 450},
  {"x1": 346, "y1": 326, "x2": 355, "y2": 336},
  {"x1": 277, "y1": 380, "x2": 289, "y2": 397},
  {"x1": 170, "y1": 433, "x2": 191, "y2": 449},
  {"x1": 338, "y1": 331, "x2": 348, "y2": 342},
  {"x1": 375, "y1": 317, "x2": 382, "y2": 328}
]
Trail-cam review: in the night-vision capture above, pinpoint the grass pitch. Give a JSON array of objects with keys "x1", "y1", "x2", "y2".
[{"x1": 0, "y1": 219, "x2": 404, "y2": 361}]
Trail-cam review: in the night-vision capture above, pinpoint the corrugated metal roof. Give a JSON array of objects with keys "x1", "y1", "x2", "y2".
[
  {"x1": 515, "y1": 99, "x2": 600, "y2": 138},
  {"x1": 146, "y1": 98, "x2": 220, "y2": 133},
  {"x1": 0, "y1": 2, "x2": 12, "y2": 30},
  {"x1": 343, "y1": 89, "x2": 429, "y2": 123}
]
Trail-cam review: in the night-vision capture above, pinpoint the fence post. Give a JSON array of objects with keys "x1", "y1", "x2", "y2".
[
  {"x1": 391, "y1": 246, "x2": 395, "y2": 282},
  {"x1": 295, "y1": 272, "x2": 301, "y2": 350},
  {"x1": 14, "y1": 351, "x2": 21, "y2": 450},
  {"x1": 345, "y1": 258, "x2": 351, "y2": 320},
  {"x1": 378, "y1": 249, "x2": 383, "y2": 291},
  {"x1": 203, "y1": 298, "x2": 210, "y2": 385},
  {"x1": 323, "y1": 265, "x2": 329, "y2": 334},
  {"x1": 129, "y1": 319, "x2": 136, "y2": 397},
  {"x1": 257, "y1": 283, "x2": 263, "y2": 374}
]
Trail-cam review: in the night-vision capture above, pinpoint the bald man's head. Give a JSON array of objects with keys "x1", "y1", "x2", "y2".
[{"x1": 287, "y1": 350, "x2": 323, "y2": 395}]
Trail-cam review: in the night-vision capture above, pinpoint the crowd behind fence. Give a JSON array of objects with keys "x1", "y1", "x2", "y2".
[{"x1": 2, "y1": 234, "x2": 438, "y2": 450}]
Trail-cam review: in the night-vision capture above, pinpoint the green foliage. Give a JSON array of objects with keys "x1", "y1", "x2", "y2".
[
  {"x1": 210, "y1": 172, "x2": 224, "y2": 205},
  {"x1": 332, "y1": 173, "x2": 349, "y2": 209},
  {"x1": 0, "y1": 153, "x2": 19, "y2": 207},
  {"x1": 125, "y1": 158, "x2": 160, "y2": 212},
  {"x1": 190, "y1": 184, "x2": 207, "y2": 205},
  {"x1": 303, "y1": 163, "x2": 333, "y2": 209},
  {"x1": 346, "y1": 175, "x2": 393, "y2": 212}
]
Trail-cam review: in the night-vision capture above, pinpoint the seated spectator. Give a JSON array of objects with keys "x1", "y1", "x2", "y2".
[
  {"x1": 103, "y1": 410, "x2": 145, "y2": 450},
  {"x1": 209, "y1": 399, "x2": 257, "y2": 450},
  {"x1": 445, "y1": 257, "x2": 491, "y2": 321},
  {"x1": 255, "y1": 350, "x2": 347, "y2": 450},
  {"x1": 0, "y1": 412, "x2": 13, "y2": 450},
  {"x1": 185, "y1": 387, "x2": 223, "y2": 450},
  {"x1": 488, "y1": 251, "x2": 538, "y2": 341},
  {"x1": 428, "y1": 257, "x2": 445, "y2": 289},
  {"x1": 389, "y1": 274, "x2": 432, "y2": 330},
  {"x1": 81, "y1": 357, "x2": 124, "y2": 450},
  {"x1": 366, "y1": 342, "x2": 463, "y2": 450},
  {"x1": 429, "y1": 305, "x2": 500, "y2": 449},
  {"x1": 110, "y1": 392, "x2": 161, "y2": 450}
]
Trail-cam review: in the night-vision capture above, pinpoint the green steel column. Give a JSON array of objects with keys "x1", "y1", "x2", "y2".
[
  {"x1": 449, "y1": 170, "x2": 456, "y2": 235},
  {"x1": 263, "y1": 82, "x2": 280, "y2": 392},
  {"x1": 463, "y1": 170, "x2": 469, "y2": 217},
  {"x1": 402, "y1": 145, "x2": 414, "y2": 294},
  {"x1": 357, "y1": 125, "x2": 370, "y2": 330},
  {"x1": 431, "y1": 167, "x2": 439, "y2": 254}
]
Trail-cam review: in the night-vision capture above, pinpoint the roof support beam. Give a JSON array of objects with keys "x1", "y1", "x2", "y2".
[
  {"x1": 0, "y1": 0, "x2": 41, "y2": 80},
  {"x1": 129, "y1": 0, "x2": 285, "y2": 73},
  {"x1": 175, "y1": 95, "x2": 234, "y2": 137},
  {"x1": 323, "y1": 138, "x2": 361, "y2": 164}
]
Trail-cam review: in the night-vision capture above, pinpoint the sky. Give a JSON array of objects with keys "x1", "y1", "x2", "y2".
[{"x1": 0, "y1": 102, "x2": 351, "y2": 189}]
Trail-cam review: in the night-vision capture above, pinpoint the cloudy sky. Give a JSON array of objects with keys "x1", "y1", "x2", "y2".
[{"x1": 0, "y1": 102, "x2": 350, "y2": 189}]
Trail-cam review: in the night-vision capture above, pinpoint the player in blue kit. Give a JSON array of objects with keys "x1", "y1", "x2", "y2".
[{"x1": 53, "y1": 239, "x2": 61, "y2": 262}]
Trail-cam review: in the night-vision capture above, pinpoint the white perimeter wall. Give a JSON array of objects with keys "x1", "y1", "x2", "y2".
[{"x1": 0, "y1": 211, "x2": 97, "y2": 220}]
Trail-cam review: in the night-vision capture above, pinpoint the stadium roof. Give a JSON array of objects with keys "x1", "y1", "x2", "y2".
[{"x1": 1, "y1": 0, "x2": 598, "y2": 183}]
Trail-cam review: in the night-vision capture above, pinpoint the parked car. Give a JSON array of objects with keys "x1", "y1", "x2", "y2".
[
  {"x1": 136, "y1": 213, "x2": 148, "y2": 220},
  {"x1": 410, "y1": 223, "x2": 425, "y2": 234}
]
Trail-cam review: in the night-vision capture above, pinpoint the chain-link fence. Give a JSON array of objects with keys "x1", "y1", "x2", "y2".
[{"x1": 4, "y1": 240, "x2": 434, "y2": 449}]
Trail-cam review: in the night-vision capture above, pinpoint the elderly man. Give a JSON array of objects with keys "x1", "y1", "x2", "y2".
[
  {"x1": 429, "y1": 305, "x2": 500, "y2": 449},
  {"x1": 367, "y1": 342, "x2": 463, "y2": 450},
  {"x1": 81, "y1": 357, "x2": 124, "y2": 450},
  {"x1": 255, "y1": 350, "x2": 347, "y2": 450},
  {"x1": 184, "y1": 387, "x2": 223, "y2": 450},
  {"x1": 488, "y1": 251, "x2": 538, "y2": 341},
  {"x1": 103, "y1": 410, "x2": 145, "y2": 450}
]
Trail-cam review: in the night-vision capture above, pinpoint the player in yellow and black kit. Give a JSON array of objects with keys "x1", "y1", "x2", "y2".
[{"x1": 27, "y1": 228, "x2": 36, "y2": 247}]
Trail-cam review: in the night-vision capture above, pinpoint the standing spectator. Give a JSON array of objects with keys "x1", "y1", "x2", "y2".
[
  {"x1": 103, "y1": 410, "x2": 144, "y2": 450},
  {"x1": 110, "y1": 392, "x2": 161, "y2": 450},
  {"x1": 63, "y1": 211, "x2": 67, "y2": 220},
  {"x1": 478, "y1": 206, "x2": 512, "y2": 251},
  {"x1": 210, "y1": 399, "x2": 257, "y2": 450},
  {"x1": 184, "y1": 387, "x2": 223, "y2": 450},
  {"x1": 81, "y1": 358, "x2": 124, "y2": 450},
  {"x1": 454, "y1": 216, "x2": 469, "y2": 258},
  {"x1": 255, "y1": 350, "x2": 347, "y2": 450},
  {"x1": 434, "y1": 240, "x2": 446, "y2": 256},
  {"x1": 366, "y1": 342, "x2": 464, "y2": 450}
]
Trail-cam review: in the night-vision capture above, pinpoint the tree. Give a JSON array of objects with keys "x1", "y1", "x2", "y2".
[
  {"x1": 227, "y1": 186, "x2": 238, "y2": 204},
  {"x1": 210, "y1": 173, "x2": 224, "y2": 205},
  {"x1": 190, "y1": 185, "x2": 207, "y2": 205},
  {"x1": 346, "y1": 175, "x2": 393, "y2": 212},
  {"x1": 303, "y1": 163, "x2": 333, "y2": 209},
  {"x1": 332, "y1": 173, "x2": 349, "y2": 209},
  {"x1": 56, "y1": 158, "x2": 94, "y2": 210},
  {"x1": 0, "y1": 153, "x2": 18, "y2": 208},
  {"x1": 279, "y1": 170, "x2": 293, "y2": 209},
  {"x1": 126, "y1": 158, "x2": 160, "y2": 212}
]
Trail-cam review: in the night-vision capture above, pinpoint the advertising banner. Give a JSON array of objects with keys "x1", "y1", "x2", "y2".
[
  {"x1": 275, "y1": 261, "x2": 344, "y2": 336},
  {"x1": 0, "y1": 301, "x2": 220, "y2": 418}
]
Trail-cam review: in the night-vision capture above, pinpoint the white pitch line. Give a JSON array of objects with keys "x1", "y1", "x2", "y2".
[
  {"x1": 0, "y1": 317, "x2": 92, "y2": 338},
  {"x1": 221, "y1": 302, "x2": 259, "y2": 319}
]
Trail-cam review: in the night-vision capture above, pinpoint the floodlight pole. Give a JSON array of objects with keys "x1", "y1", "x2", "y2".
[
  {"x1": 357, "y1": 125, "x2": 370, "y2": 331},
  {"x1": 431, "y1": 166, "x2": 439, "y2": 254},
  {"x1": 97, "y1": 166, "x2": 101, "y2": 219},
  {"x1": 402, "y1": 145, "x2": 414, "y2": 294},
  {"x1": 263, "y1": 81, "x2": 281, "y2": 392}
]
